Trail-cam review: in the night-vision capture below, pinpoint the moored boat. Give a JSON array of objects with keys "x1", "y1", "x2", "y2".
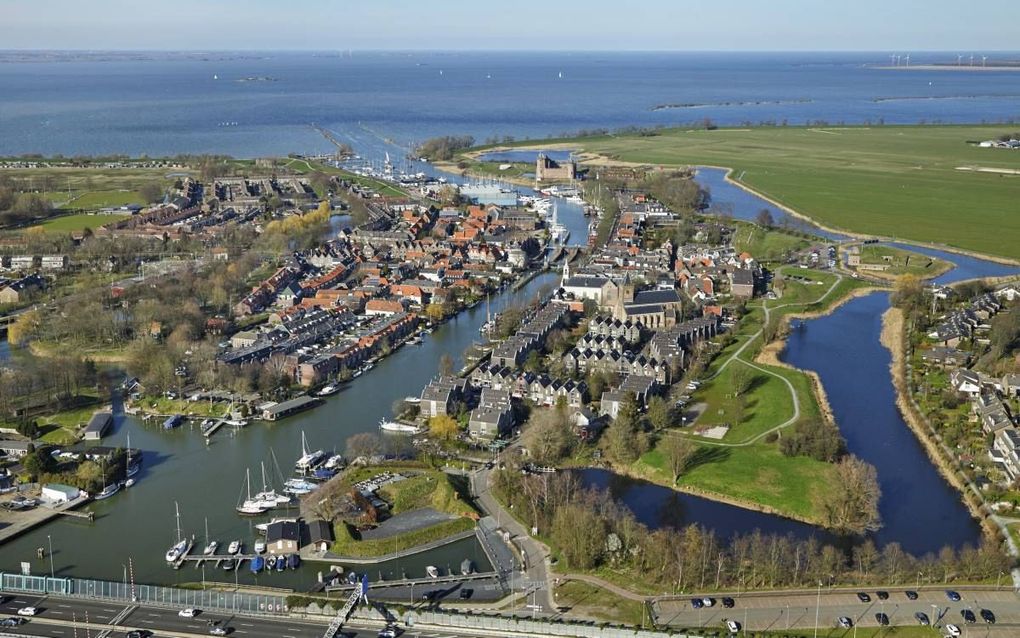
[
  {"x1": 250, "y1": 555, "x2": 265, "y2": 573},
  {"x1": 203, "y1": 541, "x2": 218, "y2": 556},
  {"x1": 379, "y1": 420, "x2": 422, "y2": 435},
  {"x1": 254, "y1": 540, "x2": 266, "y2": 554},
  {"x1": 426, "y1": 565, "x2": 440, "y2": 579},
  {"x1": 316, "y1": 383, "x2": 340, "y2": 397},
  {"x1": 94, "y1": 482, "x2": 121, "y2": 500},
  {"x1": 266, "y1": 555, "x2": 277, "y2": 570},
  {"x1": 461, "y1": 559, "x2": 474, "y2": 576},
  {"x1": 287, "y1": 553, "x2": 300, "y2": 569},
  {"x1": 227, "y1": 540, "x2": 241, "y2": 555}
]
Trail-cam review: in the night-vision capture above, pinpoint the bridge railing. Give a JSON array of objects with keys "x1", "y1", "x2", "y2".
[{"x1": 0, "y1": 572, "x2": 288, "y2": 616}]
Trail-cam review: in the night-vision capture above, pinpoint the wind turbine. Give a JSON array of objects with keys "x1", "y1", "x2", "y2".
[
  {"x1": 970, "y1": 54, "x2": 974, "y2": 66},
  {"x1": 957, "y1": 54, "x2": 963, "y2": 66},
  {"x1": 982, "y1": 55, "x2": 988, "y2": 67},
  {"x1": 904, "y1": 54, "x2": 910, "y2": 67},
  {"x1": 890, "y1": 54, "x2": 897, "y2": 66}
]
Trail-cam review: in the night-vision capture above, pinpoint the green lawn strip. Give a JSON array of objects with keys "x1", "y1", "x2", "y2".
[
  {"x1": 506, "y1": 125, "x2": 1020, "y2": 259},
  {"x1": 330, "y1": 517, "x2": 475, "y2": 557},
  {"x1": 553, "y1": 580, "x2": 647, "y2": 626},
  {"x1": 638, "y1": 442, "x2": 837, "y2": 523},
  {"x1": 753, "y1": 628, "x2": 946, "y2": 638},
  {"x1": 377, "y1": 470, "x2": 478, "y2": 517},
  {"x1": 36, "y1": 213, "x2": 130, "y2": 232},
  {"x1": 137, "y1": 396, "x2": 232, "y2": 419}
]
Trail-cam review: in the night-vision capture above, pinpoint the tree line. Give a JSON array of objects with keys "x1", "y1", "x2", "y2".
[{"x1": 493, "y1": 466, "x2": 1011, "y2": 590}]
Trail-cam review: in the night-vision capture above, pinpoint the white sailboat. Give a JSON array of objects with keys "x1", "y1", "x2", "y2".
[
  {"x1": 125, "y1": 433, "x2": 141, "y2": 479},
  {"x1": 202, "y1": 518, "x2": 218, "y2": 555},
  {"x1": 294, "y1": 431, "x2": 324, "y2": 471},
  {"x1": 254, "y1": 462, "x2": 290, "y2": 507},
  {"x1": 236, "y1": 469, "x2": 271, "y2": 516},
  {"x1": 164, "y1": 502, "x2": 188, "y2": 562}
]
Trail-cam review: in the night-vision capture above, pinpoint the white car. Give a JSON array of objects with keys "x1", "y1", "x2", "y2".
[
  {"x1": 178, "y1": 608, "x2": 199, "y2": 618},
  {"x1": 378, "y1": 628, "x2": 397, "y2": 638},
  {"x1": 945, "y1": 624, "x2": 962, "y2": 637},
  {"x1": 17, "y1": 607, "x2": 37, "y2": 616},
  {"x1": 726, "y1": 620, "x2": 741, "y2": 633}
]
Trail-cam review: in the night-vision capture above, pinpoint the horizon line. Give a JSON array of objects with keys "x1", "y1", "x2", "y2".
[{"x1": 2, "y1": 48, "x2": 1020, "y2": 54}]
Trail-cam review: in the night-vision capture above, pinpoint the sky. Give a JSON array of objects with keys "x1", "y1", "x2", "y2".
[{"x1": 3, "y1": 0, "x2": 1019, "y2": 52}]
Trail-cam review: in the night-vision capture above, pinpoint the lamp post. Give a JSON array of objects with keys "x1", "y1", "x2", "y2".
[
  {"x1": 47, "y1": 535, "x2": 55, "y2": 580},
  {"x1": 931, "y1": 604, "x2": 939, "y2": 629},
  {"x1": 813, "y1": 581, "x2": 821, "y2": 638}
]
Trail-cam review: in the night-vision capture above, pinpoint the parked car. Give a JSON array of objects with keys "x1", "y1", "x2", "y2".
[
  {"x1": 179, "y1": 609, "x2": 199, "y2": 618},
  {"x1": 725, "y1": 620, "x2": 741, "y2": 633},
  {"x1": 0, "y1": 618, "x2": 24, "y2": 627},
  {"x1": 209, "y1": 627, "x2": 228, "y2": 637},
  {"x1": 701, "y1": 597, "x2": 715, "y2": 608},
  {"x1": 16, "y1": 608, "x2": 37, "y2": 617},
  {"x1": 837, "y1": 616, "x2": 854, "y2": 628},
  {"x1": 945, "y1": 590, "x2": 962, "y2": 602},
  {"x1": 856, "y1": 592, "x2": 871, "y2": 603},
  {"x1": 875, "y1": 612, "x2": 889, "y2": 626},
  {"x1": 690, "y1": 598, "x2": 704, "y2": 609},
  {"x1": 980, "y1": 608, "x2": 995, "y2": 624},
  {"x1": 960, "y1": 609, "x2": 976, "y2": 624},
  {"x1": 945, "y1": 624, "x2": 962, "y2": 637},
  {"x1": 721, "y1": 597, "x2": 735, "y2": 608},
  {"x1": 914, "y1": 611, "x2": 930, "y2": 625},
  {"x1": 876, "y1": 591, "x2": 889, "y2": 600},
  {"x1": 905, "y1": 590, "x2": 918, "y2": 600},
  {"x1": 377, "y1": 628, "x2": 397, "y2": 638}
]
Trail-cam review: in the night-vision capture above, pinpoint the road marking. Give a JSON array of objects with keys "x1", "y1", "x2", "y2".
[{"x1": 56, "y1": 604, "x2": 71, "y2": 608}]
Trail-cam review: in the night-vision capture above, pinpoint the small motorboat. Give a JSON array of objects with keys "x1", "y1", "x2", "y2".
[
  {"x1": 124, "y1": 478, "x2": 136, "y2": 488},
  {"x1": 250, "y1": 556, "x2": 265, "y2": 573},
  {"x1": 426, "y1": 565, "x2": 440, "y2": 579},
  {"x1": 254, "y1": 523, "x2": 269, "y2": 535},
  {"x1": 461, "y1": 559, "x2": 474, "y2": 576},
  {"x1": 203, "y1": 541, "x2": 218, "y2": 556},
  {"x1": 222, "y1": 559, "x2": 236, "y2": 571},
  {"x1": 276, "y1": 554, "x2": 285, "y2": 572},
  {"x1": 254, "y1": 540, "x2": 266, "y2": 554},
  {"x1": 316, "y1": 384, "x2": 340, "y2": 397},
  {"x1": 227, "y1": 540, "x2": 241, "y2": 555},
  {"x1": 347, "y1": 571, "x2": 358, "y2": 585},
  {"x1": 266, "y1": 555, "x2": 277, "y2": 570},
  {"x1": 287, "y1": 553, "x2": 300, "y2": 569}
]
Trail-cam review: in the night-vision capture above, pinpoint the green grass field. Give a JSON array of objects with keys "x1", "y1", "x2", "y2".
[
  {"x1": 732, "y1": 223, "x2": 812, "y2": 262},
  {"x1": 638, "y1": 441, "x2": 837, "y2": 524},
  {"x1": 499, "y1": 125, "x2": 1020, "y2": 259},
  {"x1": 554, "y1": 581, "x2": 647, "y2": 626},
  {"x1": 36, "y1": 212, "x2": 130, "y2": 232},
  {"x1": 858, "y1": 244, "x2": 953, "y2": 278},
  {"x1": 66, "y1": 189, "x2": 144, "y2": 209}
]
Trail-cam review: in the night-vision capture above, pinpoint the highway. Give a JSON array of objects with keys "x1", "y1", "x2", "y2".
[
  {"x1": 0, "y1": 592, "x2": 505, "y2": 638},
  {"x1": 654, "y1": 586, "x2": 1020, "y2": 634}
]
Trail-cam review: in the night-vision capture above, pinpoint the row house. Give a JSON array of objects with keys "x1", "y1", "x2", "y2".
[
  {"x1": 600, "y1": 375, "x2": 658, "y2": 419},
  {"x1": 468, "y1": 388, "x2": 514, "y2": 440},
  {"x1": 586, "y1": 316, "x2": 643, "y2": 343},
  {"x1": 420, "y1": 376, "x2": 469, "y2": 419}
]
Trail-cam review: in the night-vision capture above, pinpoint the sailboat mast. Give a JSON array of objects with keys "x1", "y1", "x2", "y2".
[{"x1": 175, "y1": 501, "x2": 182, "y2": 543}]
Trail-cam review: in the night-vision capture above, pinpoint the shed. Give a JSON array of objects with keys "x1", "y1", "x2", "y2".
[
  {"x1": 41, "y1": 483, "x2": 80, "y2": 503},
  {"x1": 306, "y1": 519, "x2": 334, "y2": 553},
  {"x1": 266, "y1": 520, "x2": 301, "y2": 555},
  {"x1": 83, "y1": 412, "x2": 113, "y2": 441}
]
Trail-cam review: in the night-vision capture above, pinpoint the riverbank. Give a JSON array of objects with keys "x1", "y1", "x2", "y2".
[{"x1": 879, "y1": 306, "x2": 999, "y2": 542}]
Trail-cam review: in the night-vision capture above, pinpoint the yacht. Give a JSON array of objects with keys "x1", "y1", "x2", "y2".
[
  {"x1": 236, "y1": 469, "x2": 271, "y2": 516},
  {"x1": 316, "y1": 383, "x2": 340, "y2": 397},
  {"x1": 379, "y1": 420, "x2": 422, "y2": 435},
  {"x1": 323, "y1": 454, "x2": 345, "y2": 470},
  {"x1": 94, "y1": 482, "x2": 121, "y2": 500},
  {"x1": 164, "y1": 502, "x2": 188, "y2": 562},
  {"x1": 284, "y1": 478, "x2": 317, "y2": 495},
  {"x1": 125, "y1": 434, "x2": 141, "y2": 478},
  {"x1": 124, "y1": 478, "x2": 136, "y2": 488},
  {"x1": 294, "y1": 431, "x2": 325, "y2": 471}
]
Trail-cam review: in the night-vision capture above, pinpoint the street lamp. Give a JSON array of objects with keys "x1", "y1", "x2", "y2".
[
  {"x1": 931, "y1": 604, "x2": 939, "y2": 628},
  {"x1": 47, "y1": 535, "x2": 55, "y2": 580},
  {"x1": 813, "y1": 581, "x2": 821, "y2": 638}
]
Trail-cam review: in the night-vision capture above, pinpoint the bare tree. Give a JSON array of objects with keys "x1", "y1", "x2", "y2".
[{"x1": 661, "y1": 434, "x2": 697, "y2": 484}]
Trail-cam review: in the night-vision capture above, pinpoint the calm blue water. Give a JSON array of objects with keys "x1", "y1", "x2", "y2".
[
  {"x1": 782, "y1": 292, "x2": 983, "y2": 555},
  {"x1": 2, "y1": 51, "x2": 1019, "y2": 157}
]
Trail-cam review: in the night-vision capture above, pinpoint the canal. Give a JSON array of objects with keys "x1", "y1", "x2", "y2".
[{"x1": 0, "y1": 271, "x2": 559, "y2": 589}]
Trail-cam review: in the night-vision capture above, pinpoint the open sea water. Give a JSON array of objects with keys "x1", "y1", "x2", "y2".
[{"x1": 1, "y1": 51, "x2": 1019, "y2": 158}]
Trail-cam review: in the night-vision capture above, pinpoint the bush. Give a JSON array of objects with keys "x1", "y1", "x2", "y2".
[{"x1": 780, "y1": 418, "x2": 846, "y2": 462}]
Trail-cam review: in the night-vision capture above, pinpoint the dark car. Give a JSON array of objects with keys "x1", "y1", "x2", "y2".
[
  {"x1": 691, "y1": 598, "x2": 704, "y2": 609},
  {"x1": 721, "y1": 597, "x2": 735, "y2": 608},
  {"x1": 980, "y1": 608, "x2": 995, "y2": 624},
  {"x1": 875, "y1": 612, "x2": 890, "y2": 626},
  {"x1": 960, "y1": 609, "x2": 976, "y2": 624},
  {"x1": 876, "y1": 591, "x2": 889, "y2": 600},
  {"x1": 459, "y1": 588, "x2": 473, "y2": 600},
  {"x1": 856, "y1": 592, "x2": 871, "y2": 603},
  {"x1": 126, "y1": 632, "x2": 152, "y2": 638},
  {"x1": 946, "y1": 590, "x2": 962, "y2": 602},
  {"x1": 905, "y1": 590, "x2": 918, "y2": 600},
  {"x1": 914, "y1": 611, "x2": 930, "y2": 625},
  {"x1": 0, "y1": 618, "x2": 23, "y2": 628}
]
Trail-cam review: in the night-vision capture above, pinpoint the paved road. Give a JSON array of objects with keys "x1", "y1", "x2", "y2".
[
  {"x1": 468, "y1": 463, "x2": 554, "y2": 613},
  {"x1": 654, "y1": 587, "x2": 1020, "y2": 634},
  {"x1": 0, "y1": 593, "x2": 533, "y2": 638}
]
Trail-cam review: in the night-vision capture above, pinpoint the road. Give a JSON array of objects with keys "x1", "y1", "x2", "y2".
[
  {"x1": 654, "y1": 586, "x2": 1020, "y2": 634},
  {"x1": 468, "y1": 462, "x2": 554, "y2": 613},
  {"x1": 0, "y1": 592, "x2": 512, "y2": 638}
]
